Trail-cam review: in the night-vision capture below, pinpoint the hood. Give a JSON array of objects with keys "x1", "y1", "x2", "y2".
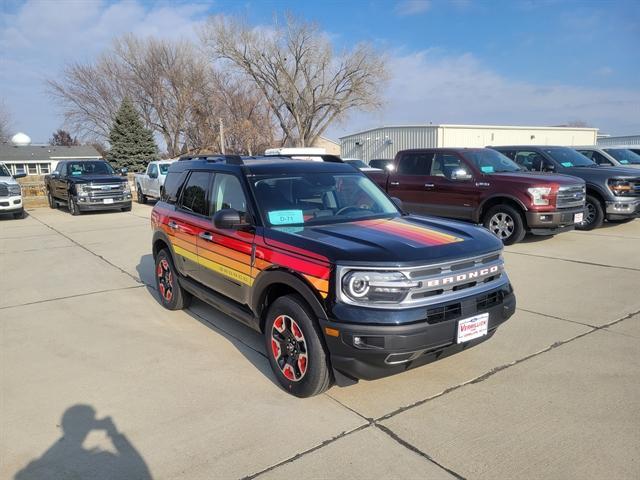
[
  {"x1": 264, "y1": 215, "x2": 502, "y2": 266},
  {"x1": 490, "y1": 171, "x2": 583, "y2": 186},
  {"x1": 67, "y1": 174, "x2": 126, "y2": 183},
  {"x1": 561, "y1": 165, "x2": 640, "y2": 179},
  {"x1": 0, "y1": 175, "x2": 18, "y2": 186}
]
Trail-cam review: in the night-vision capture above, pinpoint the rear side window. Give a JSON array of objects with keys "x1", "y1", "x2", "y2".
[
  {"x1": 162, "y1": 171, "x2": 188, "y2": 205},
  {"x1": 397, "y1": 153, "x2": 433, "y2": 175},
  {"x1": 179, "y1": 171, "x2": 211, "y2": 216}
]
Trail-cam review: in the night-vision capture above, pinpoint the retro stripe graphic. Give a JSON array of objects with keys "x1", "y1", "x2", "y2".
[{"x1": 356, "y1": 218, "x2": 464, "y2": 246}]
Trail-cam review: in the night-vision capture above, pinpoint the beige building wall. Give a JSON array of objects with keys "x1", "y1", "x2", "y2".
[{"x1": 312, "y1": 136, "x2": 341, "y2": 155}]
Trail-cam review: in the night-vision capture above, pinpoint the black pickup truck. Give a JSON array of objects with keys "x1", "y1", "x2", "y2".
[{"x1": 45, "y1": 160, "x2": 132, "y2": 215}]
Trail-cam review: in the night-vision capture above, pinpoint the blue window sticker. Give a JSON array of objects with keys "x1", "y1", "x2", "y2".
[
  {"x1": 480, "y1": 166, "x2": 495, "y2": 173},
  {"x1": 620, "y1": 160, "x2": 629, "y2": 164},
  {"x1": 561, "y1": 162, "x2": 573, "y2": 167},
  {"x1": 268, "y1": 210, "x2": 304, "y2": 225}
]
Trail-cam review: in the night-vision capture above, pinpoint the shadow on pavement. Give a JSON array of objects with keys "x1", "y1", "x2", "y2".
[
  {"x1": 14, "y1": 405, "x2": 152, "y2": 480},
  {"x1": 136, "y1": 254, "x2": 281, "y2": 390}
]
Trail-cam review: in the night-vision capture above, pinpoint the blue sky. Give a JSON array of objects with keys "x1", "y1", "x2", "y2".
[{"x1": 1, "y1": 0, "x2": 639, "y2": 145}]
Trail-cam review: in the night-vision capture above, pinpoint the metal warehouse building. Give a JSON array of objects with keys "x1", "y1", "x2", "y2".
[
  {"x1": 340, "y1": 124, "x2": 599, "y2": 162},
  {"x1": 597, "y1": 134, "x2": 640, "y2": 147}
]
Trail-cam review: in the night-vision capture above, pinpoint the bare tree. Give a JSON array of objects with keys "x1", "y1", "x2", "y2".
[
  {"x1": 0, "y1": 99, "x2": 13, "y2": 142},
  {"x1": 201, "y1": 14, "x2": 388, "y2": 147}
]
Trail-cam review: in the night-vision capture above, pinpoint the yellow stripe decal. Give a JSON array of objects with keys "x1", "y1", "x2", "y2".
[{"x1": 173, "y1": 245, "x2": 254, "y2": 286}]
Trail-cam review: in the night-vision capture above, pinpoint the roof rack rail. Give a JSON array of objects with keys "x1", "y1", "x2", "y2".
[
  {"x1": 271, "y1": 154, "x2": 344, "y2": 163},
  {"x1": 178, "y1": 154, "x2": 243, "y2": 165},
  {"x1": 178, "y1": 153, "x2": 344, "y2": 165}
]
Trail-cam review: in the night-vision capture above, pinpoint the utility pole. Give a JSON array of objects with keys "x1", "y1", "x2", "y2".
[{"x1": 219, "y1": 118, "x2": 225, "y2": 154}]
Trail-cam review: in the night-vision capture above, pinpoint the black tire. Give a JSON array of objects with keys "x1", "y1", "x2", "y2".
[
  {"x1": 483, "y1": 204, "x2": 526, "y2": 245},
  {"x1": 155, "y1": 249, "x2": 191, "y2": 310},
  {"x1": 264, "y1": 294, "x2": 332, "y2": 398},
  {"x1": 137, "y1": 184, "x2": 147, "y2": 204},
  {"x1": 576, "y1": 195, "x2": 604, "y2": 231},
  {"x1": 47, "y1": 190, "x2": 57, "y2": 209},
  {"x1": 68, "y1": 195, "x2": 81, "y2": 216},
  {"x1": 13, "y1": 210, "x2": 24, "y2": 219}
]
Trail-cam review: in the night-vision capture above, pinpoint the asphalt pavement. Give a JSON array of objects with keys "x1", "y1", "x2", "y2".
[{"x1": 1, "y1": 204, "x2": 638, "y2": 479}]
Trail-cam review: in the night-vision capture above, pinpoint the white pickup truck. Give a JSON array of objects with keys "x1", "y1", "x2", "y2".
[{"x1": 134, "y1": 160, "x2": 175, "y2": 203}]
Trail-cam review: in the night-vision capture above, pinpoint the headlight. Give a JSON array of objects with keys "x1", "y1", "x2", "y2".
[
  {"x1": 527, "y1": 187, "x2": 552, "y2": 206},
  {"x1": 341, "y1": 270, "x2": 419, "y2": 304},
  {"x1": 8, "y1": 184, "x2": 21, "y2": 196},
  {"x1": 122, "y1": 182, "x2": 131, "y2": 194},
  {"x1": 608, "y1": 179, "x2": 633, "y2": 196}
]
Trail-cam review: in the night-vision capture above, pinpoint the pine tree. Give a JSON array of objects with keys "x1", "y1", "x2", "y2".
[{"x1": 106, "y1": 98, "x2": 158, "y2": 171}]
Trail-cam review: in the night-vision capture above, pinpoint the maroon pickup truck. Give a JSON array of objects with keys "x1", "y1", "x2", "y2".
[{"x1": 367, "y1": 148, "x2": 586, "y2": 244}]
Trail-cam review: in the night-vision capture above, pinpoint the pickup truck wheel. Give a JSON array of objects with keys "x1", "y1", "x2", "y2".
[
  {"x1": 47, "y1": 190, "x2": 57, "y2": 209},
  {"x1": 483, "y1": 205, "x2": 525, "y2": 245},
  {"x1": 576, "y1": 195, "x2": 604, "y2": 231},
  {"x1": 68, "y1": 196, "x2": 81, "y2": 216},
  {"x1": 155, "y1": 249, "x2": 191, "y2": 310},
  {"x1": 137, "y1": 184, "x2": 147, "y2": 204},
  {"x1": 264, "y1": 294, "x2": 332, "y2": 398}
]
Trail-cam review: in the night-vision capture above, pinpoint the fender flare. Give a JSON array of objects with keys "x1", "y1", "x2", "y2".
[
  {"x1": 477, "y1": 194, "x2": 528, "y2": 223},
  {"x1": 251, "y1": 269, "x2": 328, "y2": 323}
]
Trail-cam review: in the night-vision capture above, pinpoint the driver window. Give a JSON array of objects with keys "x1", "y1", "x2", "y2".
[
  {"x1": 432, "y1": 153, "x2": 464, "y2": 179},
  {"x1": 592, "y1": 152, "x2": 613, "y2": 166},
  {"x1": 211, "y1": 174, "x2": 247, "y2": 219},
  {"x1": 514, "y1": 151, "x2": 541, "y2": 171},
  {"x1": 149, "y1": 164, "x2": 158, "y2": 176}
]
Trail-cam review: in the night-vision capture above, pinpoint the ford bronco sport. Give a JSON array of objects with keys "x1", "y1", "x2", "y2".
[{"x1": 151, "y1": 154, "x2": 515, "y2": 397}]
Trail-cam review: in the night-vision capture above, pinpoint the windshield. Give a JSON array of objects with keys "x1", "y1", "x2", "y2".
[
  {"x1": 0, "y1": 164, "x2": 10, "y2": 177},
  {"x1": 251, "y1": 172, "x2": 399, "y2": 227},
  {"x1": 345, "y1": 160, "x2": 369, "y2": 169},
  {"x1": 544, "y1": 147, "x2": 595, "y2": 167},
  {"x1": 604, "y1": 149, "x2": 640, "y2": 165},
  {"x1": 464, "y1": 149, "x2": 521, "y2": 173},
  {"x1": 68, "y1": 161, "x2": 115, "y2": 176},
  {"x1": 159, "y1": 163, "x2": 171, "y2": 174}
]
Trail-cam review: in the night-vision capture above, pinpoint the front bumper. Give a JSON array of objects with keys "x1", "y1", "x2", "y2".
[
  {"x1": 605, "y1": 198, "x2": 640, "y2": 219},
  {"x1": 77, "y1": 195, "x2": 132, "y2": 211},
  {"x1": 0, "y1": 196, "x2": 23, "y2": 213},
  {"x1": 321, "y1": 284, "x2": 516, "y2": 380},
  {"x1": 525, "y1": 206, "x2": 584, "y2": 235}
]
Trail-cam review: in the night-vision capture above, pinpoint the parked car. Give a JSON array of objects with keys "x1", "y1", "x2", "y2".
[
  {"x1": 490, "y1": 146, "x2": 640, "y2": 229},
  {"x1": 150, "y1": 154, "x2": 515, "y2": 397},
  {"x1": 576, "y1": 147, "x2": 640, "y2": 169},
  {"x1": 45, "y1": 160, "x2": 132, "y2": 215},
  {"x1": 366, "y1": 148, "x2": 585, "y2": 245},
  {"x1": 369, "y1": 159, "x2": 393, "y2": 170},
  {"x1": 0, "y1": 162, "x2": 25, "y2": 219},
  {"x1": 134, "y1": 160, "x2": 176, "y2": 203},
  {"x1": 343, "y1": 158, "x2": 382, "y2": 172}
]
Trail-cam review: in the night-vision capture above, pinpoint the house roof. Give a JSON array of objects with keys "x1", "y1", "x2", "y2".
[{"x1": 0, "y1": 144, "x2": 101, "y2": 162}]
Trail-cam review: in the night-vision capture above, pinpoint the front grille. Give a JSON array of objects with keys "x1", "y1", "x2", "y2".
[
  {"x1": 477, "y1": 291, "x2": 504, "y2": 310},
  {"x1": 85, "y1": 183, "x2": 126, "y2": 198},
  {"x1": 426, "y1": 303, "x2": 462, "y2": 325},
  {"x1": 557, "y1": 185, "x2": 586, "y2": 208},
  {"x1": 632, "y1": 180, "x2": 640, "y2": 196},
  {"x1": 0, "y1": 184, "x2": 8, "y2": 197}
]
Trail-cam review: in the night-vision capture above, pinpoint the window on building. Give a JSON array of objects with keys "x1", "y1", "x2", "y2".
[
  {"x1": 14, "y1": 164, "x2": 26, "y2": 175},
  {"x1": 28, "y1": 164, "x2": 38, "y2": 175},
  {"x1": 39, "y1": 163, "x2": 51, "y2": 174}
]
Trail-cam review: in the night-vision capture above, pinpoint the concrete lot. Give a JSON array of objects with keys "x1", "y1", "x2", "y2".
[{"x1": 1, "y1": 204, "x2": 638, "y2": 479}]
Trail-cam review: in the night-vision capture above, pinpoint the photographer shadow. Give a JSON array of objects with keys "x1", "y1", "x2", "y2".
[{"x1": 14, "y1": 405, "x2": 152, "y2": 480}]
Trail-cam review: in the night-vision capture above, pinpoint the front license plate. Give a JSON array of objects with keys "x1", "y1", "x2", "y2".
[
  {"x1": 103, "y1": 198, "x2": 114, "y2": 204},
  {"x1": 457, "y1": 313, "x2": 489, "y2": 344},
  {"x1": 574, "y1": 212, "x2": 584, "y2": 223}
]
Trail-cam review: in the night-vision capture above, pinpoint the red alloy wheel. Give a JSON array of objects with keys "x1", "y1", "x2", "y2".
[
  {"x1": 271, "y1": 315, "x2": 309, "y2": 382},
  {"x1": 157, "y1": 258, "x2": 174, "y2": 302}
]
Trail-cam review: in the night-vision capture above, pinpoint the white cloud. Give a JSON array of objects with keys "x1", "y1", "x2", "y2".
[
  {"x1": 330, "y1": 50, "x2": 640, "y2": 137},
  {"x1": 395, "y1": 0, "x2": 432, "y2": 16},
  {"x1": 0, "y1": 0, "x2": 207, "y2": 141}
]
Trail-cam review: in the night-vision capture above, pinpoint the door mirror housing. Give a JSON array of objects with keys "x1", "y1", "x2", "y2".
[
  {"x1": 50, "y1": 171, "x2": 59, "y2": 179},
  {"x1": 120, "y1": 167, "x2": 129, "y2": 176},
  {"x1": 13, "y1": 173, "x2": 27, "y2": 179},
  {"x1": 213, "y1": 208, "x2": 244, "y2": 230},
  {"x1": 450, "y1": 169, "x2": 473, "y2": 181}
]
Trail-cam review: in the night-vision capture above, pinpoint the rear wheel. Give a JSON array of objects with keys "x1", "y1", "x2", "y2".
[
  {"x1": 137, "y1": 184, "x2": 147, "y2": 204},
  {"x1": 155, "y1": 248, "x2": 191, "y2": 310},
  {"x1": 576, "y1": 195, "x2": 604, "y2": 230},
  {"x1": 264, "y1": 294, "x2": 332, "y2": 397},
  {"x1": 68, "y1": 195, "x2": 81, "y2": 216},
  {"x1": 483, "y1": 204, "x2": 526, "y2": 245}
]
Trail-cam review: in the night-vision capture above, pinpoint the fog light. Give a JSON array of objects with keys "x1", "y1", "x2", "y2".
[
  {"x1": 539, "y1": 215, "x2": 551, "y2": 221},
  {"x1": 352, "y1": 336, "x2": 384, "y2": 349}
]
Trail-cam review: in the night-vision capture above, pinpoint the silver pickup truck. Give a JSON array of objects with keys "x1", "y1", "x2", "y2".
[{"x1": 134, "y1": 160, "x2": 175, "y2": 204}]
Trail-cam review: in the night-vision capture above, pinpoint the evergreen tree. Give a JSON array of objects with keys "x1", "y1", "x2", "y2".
[{"x1": 106, "y1": 98, "x2": 157, "y2": 171}]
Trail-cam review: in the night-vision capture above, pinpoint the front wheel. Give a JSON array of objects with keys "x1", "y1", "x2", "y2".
[
  {"x1": 47, "y1": 190, "x2": 57, "y2": 209},
  {"x1": 264, "y1": 295, "x2": 332, "y2": 397},
  {"x1": 576, "y1": 195, "x2": 604, "y2": 231},
  {"x1": 155, "y1": 249, "x2": 191, "y2": 310},
  {"x1": 137, "y1": 184, "x2": 147, "y2": 204},
  {"x1": 68, "y1": 195, "x2": 81, "y2": 216},
  {"x1": 483, "y1": 205, "x2": 526, "y2": 245}
]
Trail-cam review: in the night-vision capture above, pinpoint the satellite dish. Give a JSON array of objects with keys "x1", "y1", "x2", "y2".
[{"x1": 11, "y1": 132, "x2": 31, "y2": 146}]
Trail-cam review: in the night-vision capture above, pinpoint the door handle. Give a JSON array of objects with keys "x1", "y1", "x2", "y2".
[
  {"x1": 168, "y1": 221, "x2": 178, "y2": 229},
  {"x1": 390, "y1": 181, "x2": 400, "y2": 186},
  {"x1": 424, "y1": 183, "x2": 435, "y2": 188},
  {"x1": 199, "y1": 232, "x2": 214, "y2": 242}
]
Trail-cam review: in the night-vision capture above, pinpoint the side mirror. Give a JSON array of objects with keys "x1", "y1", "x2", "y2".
[
  {"x1": 213, "y1": 208, "x2": 243, "y2": 230},
  {"x1": 13, "y1": 173, "x2": 27, "y2": 179},
  {"x1": 120, "y1": 167, "x2": 129, "y2": 176},
  {"x1": 450, "y1": 169, "x2": 472, "y2": 181},
  {"x1": 385, "y1": 164, "x2": 395, "y2": 172},
  {"x1": 391, "y1": 197, "x2": 403, "y2": 210}
]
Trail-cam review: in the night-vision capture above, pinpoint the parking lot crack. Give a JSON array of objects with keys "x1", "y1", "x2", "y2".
[
  {"x1": 0, "y1": 285, "x2": 145, "y2": 310},
  {"x1": 517, "y1": 308, "x2": 599, "y2": 328}
]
